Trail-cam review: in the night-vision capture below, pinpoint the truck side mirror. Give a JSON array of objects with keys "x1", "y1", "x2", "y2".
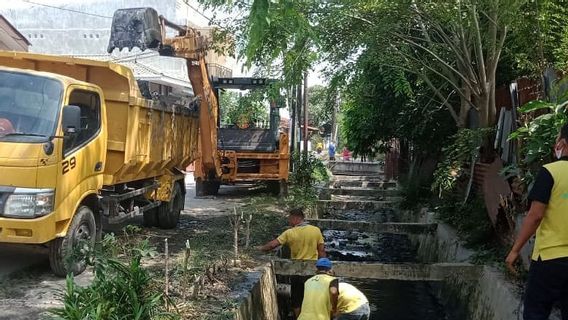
[{"x1": 62, "y1": 105, "x2": 81, "y2": 135}]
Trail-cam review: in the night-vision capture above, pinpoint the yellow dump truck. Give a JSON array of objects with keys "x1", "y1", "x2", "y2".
[{"x1": 0, "y1": 51, "x2": 198, "y2": 276}]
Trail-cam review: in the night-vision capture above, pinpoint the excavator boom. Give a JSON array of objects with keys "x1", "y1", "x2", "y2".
[{"x1": 108, "y1": 7, "x2": 221, "y2": 180}]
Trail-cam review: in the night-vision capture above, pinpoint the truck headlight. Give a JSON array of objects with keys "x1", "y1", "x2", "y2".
[{"x1": 3, "y1": 188, "x2": 55, "y2": 218}]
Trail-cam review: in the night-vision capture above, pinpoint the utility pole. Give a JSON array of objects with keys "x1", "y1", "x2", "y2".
[
  {"x1": 303, "y1": 72, "x2": 309, "y2": 156},
  {"x1": 296, "y1": 82, "x2": 302, "y2": 154},
  {"x1": 289, "y1": 86, "x2": 296, "y2": 170}
]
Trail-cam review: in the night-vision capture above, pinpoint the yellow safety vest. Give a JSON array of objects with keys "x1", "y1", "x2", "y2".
[
  {"x1": 298, "y1": 274, "x2": 336, "y2": 320},
  {"x1": 337, "y1": 282, "x2": 368, "y2": 313},
  {"x1": 533, "y1": 161, "x2": 568, "y2": 261}
]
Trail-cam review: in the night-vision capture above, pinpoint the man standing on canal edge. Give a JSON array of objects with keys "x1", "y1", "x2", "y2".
[
  {"x1": 506, "y1": 123, "x2": 568, "y2": 320},
  {"x1": 298, "y1": 258, "x2": 339, "y2": 320},
  {"x1": 259, "y1": 208, "x2": 326, "y2": 318}
]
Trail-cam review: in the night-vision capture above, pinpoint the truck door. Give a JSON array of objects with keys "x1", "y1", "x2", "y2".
[{"x1": 56, "y1": 88, "x2": 106, "y2": 221}]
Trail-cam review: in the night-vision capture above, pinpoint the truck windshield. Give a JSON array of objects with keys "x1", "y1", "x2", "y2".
[{"x1": 0, "y1": 71, "x2": 62, "y2": 142}]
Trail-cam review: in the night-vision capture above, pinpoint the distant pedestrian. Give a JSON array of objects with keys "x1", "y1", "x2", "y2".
[
  {"x1": 329, "y1": 142, "x2": 336, "y2": 161},
  {"x1": 298, "y1": 258, "x2": 339, "y2": 320},
  {"x1": 259, "y1": 208, "x2": 326, "y2": 318},
  {"x1": 335, "y1": 282, "x2": 370, "y2": 320},
  {"x1": 342, "y1": 147, "x2": 351, "y2": 161},
  {"x1": 506, "y1": 123, "x2": 568, "y2": 320}
]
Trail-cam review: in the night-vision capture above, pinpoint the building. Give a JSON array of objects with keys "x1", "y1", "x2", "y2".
[
  {"x1": 0, "y1": 0, "x2": 234, "y2": 91},
  {"x1": 0, "y1": 15, "x2": 30, "y2": 51}
]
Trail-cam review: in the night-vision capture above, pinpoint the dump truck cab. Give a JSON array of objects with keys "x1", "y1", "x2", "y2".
[
  {"x1": 0, "y1": 51, "x2": 198, "y2": 276},
  {"x1": 0, "y1": 66, "x2": 107, "y2": 245}
]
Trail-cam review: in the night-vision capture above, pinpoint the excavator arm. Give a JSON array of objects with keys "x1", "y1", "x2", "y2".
[{"x1": 107, "y1": 7, "x2": 221, "y2": 181}]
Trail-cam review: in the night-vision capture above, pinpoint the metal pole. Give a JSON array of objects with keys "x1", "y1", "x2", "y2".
[
  {"x1": 303, "y1": 72, "x2": 309, "y2": 156},
  {"x1": 290, "y1": 86, "x2": 296, "y2": 170},
  {"x1": 296, "y1": 82, "x2": 302, "y2": 154}
]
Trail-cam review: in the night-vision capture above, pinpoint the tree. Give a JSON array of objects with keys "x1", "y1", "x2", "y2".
[
  {"x1": 307, "y1": 85, "x2": 334, "y2": 131},
  {"x1": 219, "y1": 90, "x2": 269, "y2": 128}
]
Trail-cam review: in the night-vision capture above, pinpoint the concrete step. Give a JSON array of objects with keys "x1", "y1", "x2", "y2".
[
  {"x1": 330, "y1": 195, "x2": 402, "y2": 202},
  {"x1": 316, "y1": 200, "x2": 397, "y2": 217},
  {"x1": 273, "y1": 259, "x2": 481, "y2": 281},
  {"x1": 332, "y1": 175, "x2": 384, "y2": 181},
  {"x1": 329, "y1": 187, "x2": 400, "y2": 197},
  {"x1": 307, "y1": 219, "x2": 437, "y2": 235},
  {"x1": 332, "y1": 180, "x2": 398, "y2": 189},
  {"x1": 328, "y1": 161, "x2": 382, "y2": 176}
]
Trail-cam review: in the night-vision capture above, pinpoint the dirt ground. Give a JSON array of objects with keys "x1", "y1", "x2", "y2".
[{"x1": 0, "y1": 174, "x2": 289, "y2": 320}]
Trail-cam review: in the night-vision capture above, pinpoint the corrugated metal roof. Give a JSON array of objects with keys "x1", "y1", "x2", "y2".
[{"x1": 69, "y1": 53, "x2": 193, "y2": 92}]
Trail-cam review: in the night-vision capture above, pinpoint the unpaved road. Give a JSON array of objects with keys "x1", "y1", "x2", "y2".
[{"x1": 0, "y1": 173, "x2": 256, "y2": 320}]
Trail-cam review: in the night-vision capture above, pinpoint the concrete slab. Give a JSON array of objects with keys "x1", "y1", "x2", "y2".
[
  {"x1": 272, "y1": 259, "x2": 482, "y2": 281},
  {"x1": 329, "y1": 188, "x2": 400, "y2": 197},
  {"x1": 332, "y1": 180, "x2": 397, "y2": 189},
  {"x1": 332, "y1": 175, "x2": 385, "y2": 182},
  {"x1": 317, "y1": 200, "x2": 396, "y2": 216},
  {"x1": 307, "y1": 219, "x2": 438, "y2": 235},
  {"x1": 328, "y1": 161, "x2": 382, "y2": 175}
]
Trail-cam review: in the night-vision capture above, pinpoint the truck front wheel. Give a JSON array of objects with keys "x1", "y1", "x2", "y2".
[
  {"x1": 157, "y1": 182, "x2": 183, "y2": 229},
  {"x1": 49, "y1": 206, "x2": 96, "y2": 277}
]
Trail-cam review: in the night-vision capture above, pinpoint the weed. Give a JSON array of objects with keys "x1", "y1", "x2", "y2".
[{"x1": 49, "y1": 234, "x2": 176, "y2": 320}]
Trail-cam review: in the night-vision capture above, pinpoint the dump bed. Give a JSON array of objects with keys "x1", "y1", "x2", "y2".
[{"x1": 0, "y1": 51, "x2": 198, "y2": 185}]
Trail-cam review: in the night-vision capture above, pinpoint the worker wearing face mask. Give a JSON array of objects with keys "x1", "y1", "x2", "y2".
[{"x1": 506, "y1": 123, "x2": 568, "y2": 319}]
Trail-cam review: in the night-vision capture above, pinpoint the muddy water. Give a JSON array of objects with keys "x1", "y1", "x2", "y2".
[
  {"x1": 322, "y1": 229, "x2": 457, "y2": 319},
  {"x1": 323, "y1": 230, "x2": 416, "y2": 263},
  {"x1": 345, "y1": 279, "x2": 455, "y2": 320}
]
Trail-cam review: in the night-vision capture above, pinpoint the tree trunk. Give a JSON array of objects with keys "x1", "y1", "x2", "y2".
[{"x1": 458, "y1": 86, "x2": 472, "y2": 128}]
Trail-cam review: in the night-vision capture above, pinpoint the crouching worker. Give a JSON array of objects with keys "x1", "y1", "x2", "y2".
[
  {"x1": 336, "y1": 282, "x2": 370, "y2": 320},
  {"x1": 298, "y1": 258, "x2": 339, "y2": 320}
]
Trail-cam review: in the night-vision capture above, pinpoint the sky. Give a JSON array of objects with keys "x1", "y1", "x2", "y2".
[{"x1": 0, "y1": 0, "x2": 325, "y2": 85}]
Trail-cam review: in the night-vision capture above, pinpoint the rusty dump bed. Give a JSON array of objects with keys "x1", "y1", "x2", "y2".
[{"x1": 0, "y1": 51, "x2": 199, "y2": 185}]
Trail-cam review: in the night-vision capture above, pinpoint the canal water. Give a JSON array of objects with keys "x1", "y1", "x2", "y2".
[
  {"x1": 344, "y1": 279, "x2": 455, "y2": 320},
  {"x1": 276, "y1": 227, "x2": 459, "y2": 319}
]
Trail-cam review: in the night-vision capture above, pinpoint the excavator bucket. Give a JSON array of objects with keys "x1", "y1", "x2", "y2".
[{"x1": 107, "y1": 7, "x2": 162, "y2": 53}]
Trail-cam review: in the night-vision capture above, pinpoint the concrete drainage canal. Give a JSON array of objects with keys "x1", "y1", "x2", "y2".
[{"x1": 234, "y1": 167, "x2": 524, "y2": 320}]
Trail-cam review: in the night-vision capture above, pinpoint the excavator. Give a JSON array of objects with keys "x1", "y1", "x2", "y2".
[{"x1": 108, "y1": 8, "x2": 289, "y2": 197}]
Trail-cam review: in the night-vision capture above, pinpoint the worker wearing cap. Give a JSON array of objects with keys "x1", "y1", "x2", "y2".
[
  {"x1": 298, "y1": 258, "x2": 339, "y2": 320},
  {"x1": 335, "y1": 282, "x2": 370, "y2": 320},
  {"x1": 259, "y1": 207, "x2": 326, "y2": 318}
]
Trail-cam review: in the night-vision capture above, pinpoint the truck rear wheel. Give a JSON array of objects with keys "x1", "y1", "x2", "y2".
[
  {"x1": 143, "y1": 209, "x2": 159, "y2": 227},
  {"x1": 157, "y1": 182, "x2": 183, "y2": 229},
  {"x1": 49, "y1": 206, "x2": 96, "y2": 277}
]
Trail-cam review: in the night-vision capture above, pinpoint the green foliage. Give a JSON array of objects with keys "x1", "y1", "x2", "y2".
[
  {"x1": 219, "y1": 90, "x2": 269, "y2": 128},
  {"x1": 508, "y1": 80, "x2": 568, "y2": 183},
  {"x1": 506, "y1": 0, "x2": 568, "y2": 75},
  {"x1": 49, "y1": 235, "x2": 175, "y2": 320},
  {"x1": 432, "y1": 128, "x2": 494, "y2": 197},
  {"x1": 307, "y1": 85, "x2": 334, "y2": 130},
  {"x1": 285, "y1": 152, "x2": 329, "y2": 212},
  {"x1": 290, "y1": 152, "x2": 329, "y2": 190},
  {"x1": 434, "y1": 195, "x2": 497, "y2": 251}
]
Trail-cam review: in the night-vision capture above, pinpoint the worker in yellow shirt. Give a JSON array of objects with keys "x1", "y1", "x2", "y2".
[
  {"x1": 335, "y1": 282, "x2": 370, "y2": 320},
  {"x1": 260, "y1": 208, "x2": 326, "y2": 318},
  {"x1": 506, "y1": 124, "x2": 568, "y2": 319},
  {"x1": 298, "y1": 258, "x2": 339, "y2": 320}
]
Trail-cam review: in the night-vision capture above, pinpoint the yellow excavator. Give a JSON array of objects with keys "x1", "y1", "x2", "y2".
[{"x1": 108, "y1": 8, "x2": 289, "y2": 197}]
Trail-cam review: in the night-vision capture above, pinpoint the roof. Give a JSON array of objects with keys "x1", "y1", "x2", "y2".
[
  {"x1": 70, "y1": 53, "x2": 193, "y2": 93},
  {"x1": 0, "y1": 15, "x2": 31, "y2": 46}
]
